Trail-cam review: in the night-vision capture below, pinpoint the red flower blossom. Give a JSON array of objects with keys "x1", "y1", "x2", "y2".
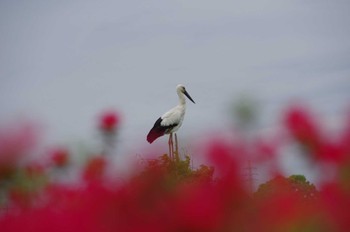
[
  {"x1": 50, "y1": 147, "x2": 69, "y2": 167},
  {"x1": 99, "y1": 111, "x2": 120, "y2": 132},
  {"x1": 284, "y1": 105, "x2": 326, "y2": 162},
  {"x1": 0, "y1": 123, "x2": 37, "y2": 180},
  {"x1": 320, "y1": 182, "x2": 350, "y2": 232},
  {"x1": 83, "y1": 156, "x2": 106, "y2": 182},
  {"x1": 174, "y1": 183, "x2": 223, "y2": 230},
  {"x1": 285, "y1": 106, "x2": 321, "y2": 148},
  {"x1": 285, "y1": 106, "x2": 350, "y2": 164}
]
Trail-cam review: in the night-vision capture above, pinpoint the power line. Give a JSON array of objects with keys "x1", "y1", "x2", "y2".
[{"x1": 242, "y1": 159, "x2": 258, "y2": 195}]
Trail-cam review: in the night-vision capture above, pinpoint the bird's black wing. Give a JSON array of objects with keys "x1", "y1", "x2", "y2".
[{"x1": 147, "y1": 117, "x2": 178, "y2": 143}]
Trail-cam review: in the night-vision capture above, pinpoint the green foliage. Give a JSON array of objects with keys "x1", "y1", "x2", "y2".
[
  {"x1": 254, "y1": 174, "x2": 318, "y2": 200},
  {"x1": 0, "y1": 166, "x2": 48, "y2": 208},
  {"x1": 141, "y1": 153, "x2": 214, "y2": 184}
]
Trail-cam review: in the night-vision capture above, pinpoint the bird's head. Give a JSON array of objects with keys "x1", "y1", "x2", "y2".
[{"x1": 177, "y1": 84, "x2": 195, "y2": 104}]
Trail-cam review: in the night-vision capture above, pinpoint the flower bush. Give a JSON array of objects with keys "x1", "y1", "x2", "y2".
[{"x1": 0, "y1": 106, "x2": 349, "y2": 231}]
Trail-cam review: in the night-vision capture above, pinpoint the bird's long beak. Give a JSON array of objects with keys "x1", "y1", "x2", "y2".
[{"x1": 184, "y1": 90, "x2": 195, "y2": 104}]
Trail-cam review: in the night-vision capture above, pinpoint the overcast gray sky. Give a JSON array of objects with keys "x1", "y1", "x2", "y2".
[{"x1": 1, "y1": 0, "x2": 349, "y2": 182}]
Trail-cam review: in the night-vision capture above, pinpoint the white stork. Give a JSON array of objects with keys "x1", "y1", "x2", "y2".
[{"x1": 147, "y1": 84, "x2": 195, "y2": 158}]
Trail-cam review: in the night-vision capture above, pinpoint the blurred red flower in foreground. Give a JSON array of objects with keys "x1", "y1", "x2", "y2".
[
  {"x1": 0, "y1": 123, "x2": 37, "y2": 180},
  {"x1": 285, "y1": 105, "x2": 321, "y2": 150},
  {"x1": 99, "y1": 110, "x2": 120, "y2": 132},
  {"x1": 1, "y1": 105, "x2": 350, "y2": 231},
  {"x1": 83, "y1": 156, "x2": 106, "y2": 182},
  {"x1": 285, "y1": 105, "x2": 350, "y2": 164}
]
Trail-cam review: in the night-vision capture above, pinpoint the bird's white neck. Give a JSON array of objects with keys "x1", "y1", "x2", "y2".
[{"x1": 177, "y1": 90, "x2": 186, "y2": 105}]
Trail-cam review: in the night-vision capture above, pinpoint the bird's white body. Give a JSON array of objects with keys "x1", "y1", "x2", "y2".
[
  {"x1": 147, "y1": 84, "x2": 195, "y2": 144},
  {"x1": 160, "y1": 104, "x2": 185, "y2": 134}
]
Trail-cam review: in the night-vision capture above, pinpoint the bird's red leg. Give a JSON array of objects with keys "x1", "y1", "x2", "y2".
[
  {"x1": 168, "y1": 133, "x2": 173, "y2": 160},
  {"x1": 174, "y1": 133, "x2": 179, "y2": 161},
  {"x1": 168, "y1": 134, "x2": 171, "y2": 159},
  {"x1": 171, "y1": 133, "x2": 174, "y2": 161}
]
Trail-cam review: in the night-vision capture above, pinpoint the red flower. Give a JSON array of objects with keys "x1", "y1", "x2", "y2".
[
  {"x1": 174, "y1": 183, "x2": 223, "y2": 230},
  {"x1": 50, "y1": 148, "x2": 69, "y2": 167},
  {"x1": 0, "y1": 123, "x2": 37, "y2": 179},
  {"x1": 285, "y1": 106, "x2": 323, "y2": 160},
  {"x1": 0, "y1": 124, "x2": 36, "y2": 164},
  {"x1": 83, "y1": 156, "x2": 106, "y2": 182},
  {"x1": 99, "y1": 111, "x2": 120, "y2": 132},
  {"x1": 285, "y1": 106, "x2": 321, "y2": 144}
]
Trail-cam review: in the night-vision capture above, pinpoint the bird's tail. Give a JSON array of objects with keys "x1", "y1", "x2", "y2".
[{"x1": 147, "y1": 128, "x2": 164, "y2": 143}]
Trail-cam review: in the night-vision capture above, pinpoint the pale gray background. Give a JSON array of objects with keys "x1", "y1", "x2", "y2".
[{"x1": 1, "y1": 0, "x2": 349, "y2": 184}]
